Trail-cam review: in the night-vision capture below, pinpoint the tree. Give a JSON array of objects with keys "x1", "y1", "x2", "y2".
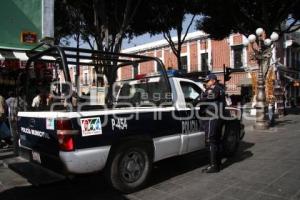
[
  {"x1": 53, "y1": 1, "x2": 200, "y2": 103},
  {"x1": 54, "y1": 1, "x2": 199, "y2": 70},
  {"x1": 196, "y1": 0, "x2": 300, "y2": 39},
  {"x1": 54, "y1": 0, "x2": 83, "y2": 46},
  {"x1": 55, "y1": 0, "x2": 143, "y2": 53},
  {"x1": 54, "y1": 0, "x2": 157, "y2": 104},
  {"x1": 195, "y1": 0, "x2": 300, "y2": 86},
  {"x1": 137, "y1": 0, "x2": 198, "y2": 70},
  {"x1": 195, "y1": 0, "x2": 300, "y2": 128}
]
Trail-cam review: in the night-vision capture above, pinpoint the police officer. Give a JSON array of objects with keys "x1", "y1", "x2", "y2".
[{"x1": 199, "y1": 74, "x2": 225, "y2": 173}]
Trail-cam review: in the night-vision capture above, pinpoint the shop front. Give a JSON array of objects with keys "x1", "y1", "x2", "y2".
[
  {"x1": 0, "y1": 49, "x2": 54, "y2": 98},
  {"x1": 0, "y1": 51, "x2": 27, "y2": 97}
]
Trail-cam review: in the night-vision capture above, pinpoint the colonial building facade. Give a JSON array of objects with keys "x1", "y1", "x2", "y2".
[{"x1": 120, "y1": 31, "x2": 300, "y2": 105}]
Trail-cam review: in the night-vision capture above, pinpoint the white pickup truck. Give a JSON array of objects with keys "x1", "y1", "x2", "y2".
[{"x1": 17, "y1": 46, "x2": 243, "y2": 193}]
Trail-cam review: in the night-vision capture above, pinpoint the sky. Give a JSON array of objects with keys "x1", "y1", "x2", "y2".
[
  {"x1": 122, "y1": 14, "x2": 201, "y2": 49},
  {"x1": 69, "y1": 15, "x2": 201, "y2": 50}
]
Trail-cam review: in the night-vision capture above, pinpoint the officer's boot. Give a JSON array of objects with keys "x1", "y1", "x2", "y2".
[{"x1": 204, "y1": 144, "x2": 220, "y2": 173}]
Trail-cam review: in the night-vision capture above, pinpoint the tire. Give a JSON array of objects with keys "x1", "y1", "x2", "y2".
[
  {"x1": 239, "y1": 123, "x2": 245, "y2": 140},
  {"x1": 105, "y1": 142, "x2": 153, "y2": 193},
  {"x1": 222, "y1": 121, "x2": 240, "y2": 157}
]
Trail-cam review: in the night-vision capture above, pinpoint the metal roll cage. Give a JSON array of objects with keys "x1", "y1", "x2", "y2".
[{"x1": 19, "y1": 45, "x2": 171, "y2": 109}]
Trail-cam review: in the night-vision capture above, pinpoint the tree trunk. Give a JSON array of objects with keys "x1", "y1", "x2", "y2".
[
  {"x1": 75, "y1": 33, "x2": 80, "y2": 97},
  {"x1": 176, "y1": 49, "x2": 182, "y2": 70},
  {"x1": 164, "y1": 14, "x2": 195, "y2": 71},
  {"x1": 176, "y1": 22, "x2": 183, "y2": 70}
]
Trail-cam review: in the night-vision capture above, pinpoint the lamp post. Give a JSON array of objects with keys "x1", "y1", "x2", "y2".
[{"x1": 243, "y1": 28, "x2": 279, "y2": 130}]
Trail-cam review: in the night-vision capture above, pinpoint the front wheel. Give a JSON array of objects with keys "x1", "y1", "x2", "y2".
[
  {"x1": 222, "y1": 121, "x2": 240, "y2": 157},
  {"x1": 105, "y1": 142, "x2": 152, "y2": 193}
]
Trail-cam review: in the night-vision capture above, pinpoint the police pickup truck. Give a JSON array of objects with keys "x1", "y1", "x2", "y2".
[{"x1": 17, "y1": 46, "x2": 243, "y2": 193}]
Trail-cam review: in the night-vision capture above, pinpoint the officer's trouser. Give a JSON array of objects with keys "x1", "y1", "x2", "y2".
[
  {"x1": 203, "y1": 118, "x2": 222, "y2": 166},
  {"x1": 204, "y1": 118, "x2": 221, "y2": 145}
]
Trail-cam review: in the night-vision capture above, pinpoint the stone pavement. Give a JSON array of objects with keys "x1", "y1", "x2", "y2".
[
  {"x1": 1, "y1": 111, "x2": 300, "y2": 200},
  {"x1": 0, "y1": 149, "x2": 30, "y2": 193}
]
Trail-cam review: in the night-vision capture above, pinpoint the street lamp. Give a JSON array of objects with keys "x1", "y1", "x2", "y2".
[{"x1": 244, "y1": 28, "x2": 279, "y2": 130}]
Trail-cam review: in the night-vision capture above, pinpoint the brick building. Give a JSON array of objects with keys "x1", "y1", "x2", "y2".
[
  {"x1": 120, "y1": 31, "x2": 300, "y2": 104},
  {"x1": 59, "y1": 30, "x2": 300, "y2": 106}
]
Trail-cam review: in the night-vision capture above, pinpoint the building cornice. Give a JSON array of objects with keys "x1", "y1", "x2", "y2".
[{"x1": 122, "y1": 31, "x2": 208, "y2": 54}]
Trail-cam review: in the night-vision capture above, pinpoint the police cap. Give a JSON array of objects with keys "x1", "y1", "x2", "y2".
[{"x1": 205, "y1": 74, "x2": 217, "y2": 81}]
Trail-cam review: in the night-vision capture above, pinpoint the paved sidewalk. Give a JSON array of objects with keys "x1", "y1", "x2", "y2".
[
  {"x1": 127, "y1": 114, "x2": 300, "y2": 200},
  {"x1": 0, "y1": 149, "x2": 30, "y2": 193},
  {"x1": 1, "y1": 112, "x2": 300, "y2": 200}
]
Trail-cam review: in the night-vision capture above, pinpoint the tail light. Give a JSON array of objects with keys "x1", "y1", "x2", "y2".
[
  {"x1": 57, "y1": 119, "x2": 72, "y2": 130},
  {"x1": 56, "y1": 119, "x2": 78, "y2": 151},
  {"x1": 57, "y1": 134, "x2": 74, "y2": 151}
]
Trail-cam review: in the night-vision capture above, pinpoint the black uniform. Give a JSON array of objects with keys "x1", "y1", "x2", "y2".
[{"x1": 199, "y1": 82, "x2": 225, "y2": 173}]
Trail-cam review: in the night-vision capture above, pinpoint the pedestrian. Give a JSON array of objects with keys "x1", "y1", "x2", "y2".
[
  {"x1": 16, "y1": 88, "x2": 27, "y2": 112},
  {"x1": 0, "y1": 93, "x2": 12, "y2": 148},
  {"x1": 225, "y1": 94, "x2": 232, "y2": 106},
  {"x1": 268, "y1": 97, "x2": 275, "y2": 126},
  {"x1": 32, "y1": 90, "x2": 42, "y2": 108},
  {"x1": 6, "y1": 91, "x2": 17, "y2": 119},
  {"x1": 198, "y1": 74, "x2": 225, "y2": 173},
  {"x1": 32, "y1": 89, "x2": 47, "y2": 109}
]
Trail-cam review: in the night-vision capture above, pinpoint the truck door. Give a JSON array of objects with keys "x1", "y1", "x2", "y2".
[{"x1": 179, "y1": 81, "x2": 206, "y2": 153}]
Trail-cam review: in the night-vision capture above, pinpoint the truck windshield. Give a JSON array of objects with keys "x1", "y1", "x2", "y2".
[{"x1": 17, "y1": 46, "x2": 172, "y2": 112}]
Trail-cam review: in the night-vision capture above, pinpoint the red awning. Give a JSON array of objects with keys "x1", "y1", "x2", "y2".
[{"x1": 0, "y1": 50, "x2": 28, "y2": 69}]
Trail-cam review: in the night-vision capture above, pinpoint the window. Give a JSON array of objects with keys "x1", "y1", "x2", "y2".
[
  {"x1": 73, "y1": 67, "x2": 76, "y2": 87},
  {"x1": 115, "y1": 75, "x2": 171, "y2": 107},
  {"x1": 286, "y1": 48, "x2": 290, "y2": 67},
  {"x1": 180, "y1": 56, "x2": 188, "y2": 71},
  {"x1": 292, "y1": 51, "x2": 296, "y2": 69},
  {"x1": 133, "y1": 64, "x2": 139, "y2": 77},
  {"x1": 92, "y1": 68, "x2": 96, "y2": 85},
  {"x1": 232, "y1": 45, "x2": 243, "y2": 69},
  {"x1": 180, "y1": 81, "x2": 203, "y2": 104},
  {"x1": 114, "y1": 58, "x2": 172, "y2": 107},
  {"x1": 298, "y1": 52, "x2": 300, "y2": 68},
  {"x1": 201, "y1": 53, "x2": 209, "y2": 71},
  {"x1": 83, "y1": 66, "x2": 88, "y2": 70},
  {"x1": 84, "y1": 72, "x2": 88, "y2": 85}
]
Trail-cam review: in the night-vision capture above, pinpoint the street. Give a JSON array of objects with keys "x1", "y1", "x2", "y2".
[{"x1": 1, "y1": 111, "x2": 300, "y2": 200}]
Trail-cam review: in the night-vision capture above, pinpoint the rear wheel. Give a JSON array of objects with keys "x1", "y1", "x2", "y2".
[{"x1": 105, "y1": 142, "x2": 152, "y2": 193}]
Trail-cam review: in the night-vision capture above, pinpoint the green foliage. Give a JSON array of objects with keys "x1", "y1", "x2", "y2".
[
  {"x1": 131, "y1": 0, "x2": 200, "y2": 69},
  {"x1": 196, "y1": 0, "x2": 300, "y2": 39},
  {"x1": 54, "y1": 0, "x2": 148, "y2": 52},
  {"x1": 54, "y1": 0, "x2": 201, "y2": 70},
  {"x1": 131, "y1": 0, "x2": 194, "y2": 36},
  {"x1": 54, "y1": 0, "x2": 81, "y2": 45}
]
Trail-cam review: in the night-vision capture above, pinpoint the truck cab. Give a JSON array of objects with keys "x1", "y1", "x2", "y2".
[{"x1": 16, "y1": 46, "x2": 243, "y2": 193}]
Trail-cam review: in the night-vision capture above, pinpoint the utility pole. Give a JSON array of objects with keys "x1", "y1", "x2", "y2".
[
  {"x1": 223, "y1": 64, "x2": 232, "y2": 92},
  {"x1": 223, "y1": 64, "x2": 226, "y2": 91}
]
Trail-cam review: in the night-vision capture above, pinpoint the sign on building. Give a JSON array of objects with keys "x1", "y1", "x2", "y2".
[{"x1": 0, "y1": 0, "x2": 54, "y2": 50}]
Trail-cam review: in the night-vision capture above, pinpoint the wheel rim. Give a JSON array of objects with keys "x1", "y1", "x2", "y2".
[{"x1": 119, "y1": 150, "x2": 146, "y2": 183}]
